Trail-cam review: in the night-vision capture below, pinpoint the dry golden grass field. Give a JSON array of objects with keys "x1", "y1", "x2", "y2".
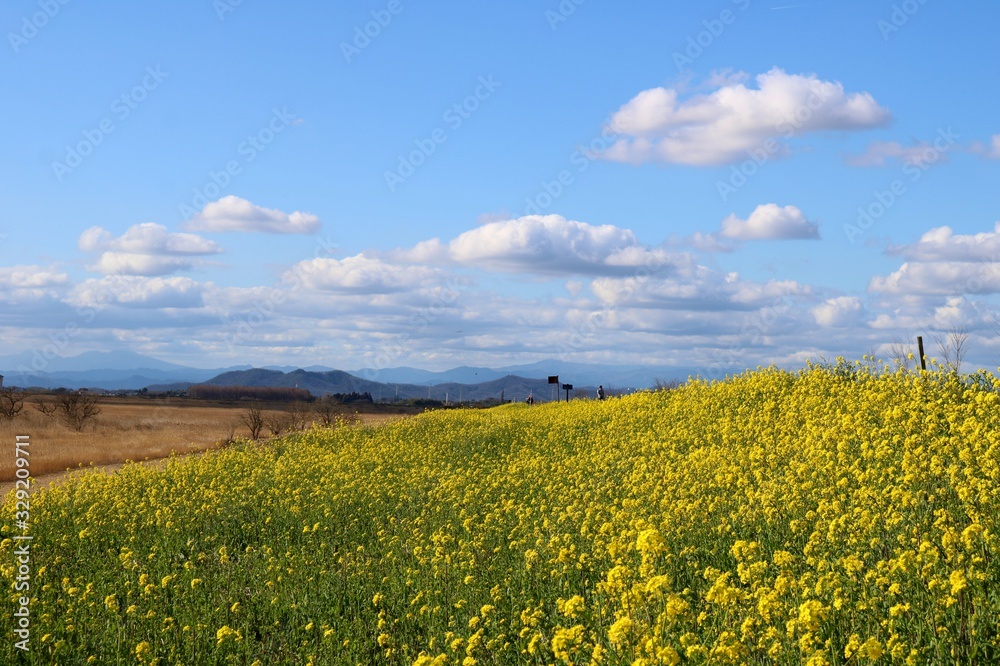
[{"x1": 0, "y1": 395, "x2": 407, "y2": 490}]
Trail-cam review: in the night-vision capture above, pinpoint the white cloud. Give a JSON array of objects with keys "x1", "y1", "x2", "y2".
[
  {"x1": 931, "y1": 296, "x2": 980, "y2": 329},
  {"x1": 71, "y1": 276, "x2": 207, "y2": 309},
  {"x1": 846, "y1": 140, "x2": 950, "y2": 167},
  {"x1": 79, "y1": 223, "x2": 222, "y2": 276},
  {"x1": 89, "y1": 253, "x2": 199, "y2": 277},
  {"x1": 185, "y1": 196, "x2": 321, "y2": 234},
  {"x1": 869, "y1": 261, "x2": 1000, "y2": 295},
  {"x1": 0, "y1": 265, "x2": 69, "y2": 289},
  {"x1": 601, "y1": 68, "x2": 890, "y2": 166},
  {"x1": 590, "y1": 263, "x2": 809, "y2": 311},
  {"x1": 720, "y1": 204, "x2": 820, "y2": 241},
  {"x1": 80, "y1": 222, "x2": 221, "y2": 255},
  {"x1": 702, "y1": 68, "x2": 750, "y2": 89},
  {"x1": 886, "y1": 223, "x2": 1000, "y2": 262},
  {"x1": 287, "y1": 254, "x2": 446, "y2": 294},
  {"x1": 395, "y1": 214, "x2": 680, "y2": 276},
  {"x1": 812, "y1": 296, "x2": 863, "y2": 327},
  {"x1": 78, "y1": 227, "x2": 112, "y2": 252},
  {"x1": 565, "y1": 280, "x2": 584, "y2": 297},
  {"x1": 687, "y1": 231, "x2": 735, "y2": 253},
  {"x1": 870, "y1": 222, "x2": 1000, "y2": 296}
]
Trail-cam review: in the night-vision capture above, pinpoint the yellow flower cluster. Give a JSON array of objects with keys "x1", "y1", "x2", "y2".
[{"x1": 1, "y1": 361, "x2": 998, "y2": 663}]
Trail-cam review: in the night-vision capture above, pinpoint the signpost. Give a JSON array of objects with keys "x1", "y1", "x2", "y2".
[{"x1": 561, "y1": 383, "x2": 573, "y2": 402}]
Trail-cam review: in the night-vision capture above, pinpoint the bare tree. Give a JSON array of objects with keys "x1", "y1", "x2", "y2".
[
  {"x1": 286, "y1": 402, "x2": 311, "y2": 431},
  {"x1": 932, "y1": 326, "x2": 969, "y2": 372},
  {"x1": 313, "y1": 396, "x2": 341, "y2": 427},
  {"x1": 652, "y1": 378, "x2": 683, "y2": 391},
  {"x1": 241, "y1": 402, "x2": 265, "y2": 440},
  {"x1": 264, "y1": 410, "x2": 295, "y2": 437},
  {"x1": 58, "y1": 392, "x2": 102, "y2": 431},
  {"x1": 33, "y1": 399, "x2": 57, "y2": 417},
  {"x1": 0, "y1": 388, "x2": 24, "y2": 420}
]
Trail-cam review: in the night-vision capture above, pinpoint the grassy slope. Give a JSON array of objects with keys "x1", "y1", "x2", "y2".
[{"x1": 1, "y1": 363, "x2": 998, "y2": 664}]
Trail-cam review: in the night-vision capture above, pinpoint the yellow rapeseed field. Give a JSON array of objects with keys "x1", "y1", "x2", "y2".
[{"x1": 2, "y1": 360, "x2": 998, "y2": 664}]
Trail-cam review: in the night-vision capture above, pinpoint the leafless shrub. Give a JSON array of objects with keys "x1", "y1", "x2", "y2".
[
  {"x1": 33, "y1": 399, "x2": 57, "y2": 417},
  {"x1": 58, "y1": 392, "x2": 102, "y2": 431},
  {"x1": 932, "y1": 326, "x2": 969, "y2": 372},
  {"x1": 0, "y1": 389, "x2": 25, "y2": 420},
  {"x1": 240, "y1": 402, "x2": 265, "y2": 440},
  {"x1": 286, "y1": 402, "x2": 311, "y2": 431},
  {"x1": 313, "y1": 396, "x2": 341, "y2": 427},
  {"x1": 652, "y1": 378, "x2": 683, "y2": 392},
  {"x1": 265, "y1": 411, "x2": 295, "y2": 437}
]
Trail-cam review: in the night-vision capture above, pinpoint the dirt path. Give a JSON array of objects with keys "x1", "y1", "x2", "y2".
[
  {"x1": 0, "y1": 452, "x2": 189, "y2": 499},
  {"x1": 1, "y1": 413, "x2": 410, "y2": 500}
]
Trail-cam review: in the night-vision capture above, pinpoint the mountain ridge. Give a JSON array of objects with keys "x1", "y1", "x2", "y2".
[{"x1": 0, "y1": 350, "x2": 726, "y2": 392}]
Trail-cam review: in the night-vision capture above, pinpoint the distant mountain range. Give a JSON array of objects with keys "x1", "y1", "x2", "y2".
[
  {"x1": 0, "y1": 350, "x2": 250, "y2": 391},
  {"x1": 197, "y1": 367, "x2": 562, "y2": 403},
  {"x1": 0, "y1": 350, "x2": 727, "y2": 396}
]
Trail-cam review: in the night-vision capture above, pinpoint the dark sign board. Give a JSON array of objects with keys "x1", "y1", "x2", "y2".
[
  {"x1": 561, "y1": 384, "x2": 573, "y2": 390},
  {"x1": 548, "y1": 375, "x2": 559, "y2": 384}
]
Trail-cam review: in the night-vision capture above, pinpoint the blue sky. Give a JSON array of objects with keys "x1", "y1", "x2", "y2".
[{"x1": 2, "y1": 0, "x2": 999, "y2": 375}]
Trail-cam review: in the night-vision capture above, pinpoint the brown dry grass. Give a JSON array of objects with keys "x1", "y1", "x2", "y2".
[{"x1": 0, "y1": 396, "x2": 407, "y2": 485}]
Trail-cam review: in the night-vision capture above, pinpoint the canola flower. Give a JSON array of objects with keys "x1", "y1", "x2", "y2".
[{"x1": 1, "y1": 360, "x2": 998, "y2": 664}]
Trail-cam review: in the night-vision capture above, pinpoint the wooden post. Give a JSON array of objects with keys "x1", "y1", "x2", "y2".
[{"x1": 916, "y1": 336, "x2": 926, "y2": 370}]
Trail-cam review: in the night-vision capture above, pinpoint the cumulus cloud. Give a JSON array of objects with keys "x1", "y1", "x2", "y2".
[
  {"x1": 811, "y1": 296, "x2": 863, "y2": 327},
  {"x1": 719, "y1": 204, "x2": 820, "y2": 241},
  {"x1": 286, "y1": 255, "x2": 447, "y2": 294},
  {"x1": 931, "y1": 296, "x2": 981, "y2": 329},
  {"x1": 89, "y1": 253, "x2": 199, "y2": 277},
  {"x1": 79, "y1": 223, "x2": 222, "y2": 276},
  {"x1": 887, "y1": 223, "x2": 1000, "y2": 262},
  {"x1": 870, "y1": 222, "x2": 1000, "y2": 296},
  {"x1": 0, "y1": 265, "x2": 69, "y2": 289},
  {"x1": 600, "y1": 68, "x2": 891, "y2": 166},
  {"x1": 869, "y1": 262, "x2": 1000, "y2": 295},
  {"x1": 590, "y1": 261, "x2": 810, "y2": 311},
  {"x1": 393, "y1": 214, "x2": 679, "y2": 277},
  {"x1": 185, "y1": 196, "x2": 321, "y2": 234},
  {"x1": 79, "y1": 222, "x2": 220, "y2": 255},
  {"x1": 78, "y1": 227, "x2": 112, "y2": 252},
  {"x1": 71, "y1": 276, "x2": 207, "y2": 309}
]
